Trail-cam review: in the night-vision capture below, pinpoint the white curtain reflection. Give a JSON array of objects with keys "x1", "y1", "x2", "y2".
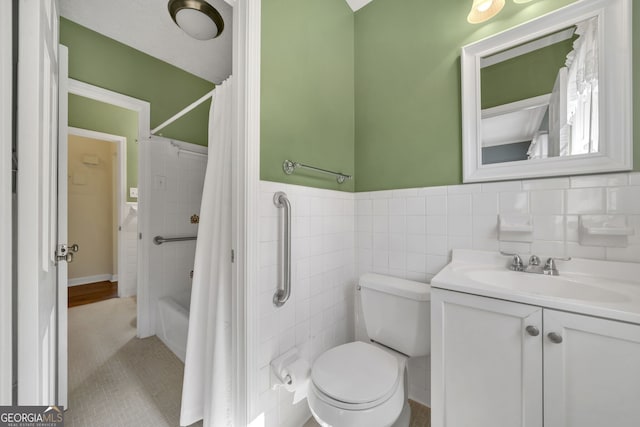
[{"x1": 566, "y1": 17, "x2": 599, "y2": 155}]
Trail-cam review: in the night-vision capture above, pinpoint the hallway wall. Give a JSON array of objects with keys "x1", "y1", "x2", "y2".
[{"x1": 68, "y1": 135, "x2": 117, "y2": 284}]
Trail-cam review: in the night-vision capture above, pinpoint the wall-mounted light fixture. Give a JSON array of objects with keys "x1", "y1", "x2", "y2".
[
  {"x1": 467, "y1": 0, "x2": 506, "y2": 24},
  {"x1": 168, "y1": 0, "x2": 224, "y2": 40},
  {"x1": 468, "y1": 0, "x2": 537, "y2": 24}
]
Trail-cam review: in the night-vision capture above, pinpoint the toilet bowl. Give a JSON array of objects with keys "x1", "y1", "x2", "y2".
[
  {"x1": 308, "y1": 341, "x2": 406, "y2": 427},
  {"x1": 307, "y1": 274, "x2": 430, "y2": 427}
]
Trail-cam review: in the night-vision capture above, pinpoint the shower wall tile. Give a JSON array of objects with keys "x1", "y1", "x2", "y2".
[
  {"x1": 255, "y1": 181, "x2": 356, "y2": 427},
  {"x1": 120, "y1": 212, "x2": 138, "y2": 297},
  {"x1": 146, "y1": 139, "x2": 207, "y2": 336}
]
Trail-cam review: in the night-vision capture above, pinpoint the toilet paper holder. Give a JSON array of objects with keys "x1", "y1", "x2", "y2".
[
  {"x1": 270, "y1": 348, "x2": 311, "y2": 404},
  {"x1": 270, "y1": 348, "x2": 299, "y2": 388}
]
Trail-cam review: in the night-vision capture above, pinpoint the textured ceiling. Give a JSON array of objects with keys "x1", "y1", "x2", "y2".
[{"x1": 59, "y1": 0, "x2": 233, "y2": 84}]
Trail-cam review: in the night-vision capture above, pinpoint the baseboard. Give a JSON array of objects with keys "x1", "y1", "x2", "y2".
[
  {"x1": 110, "y1": 275, "x2": 118, "y2": 282},
  {"x1": 68, "y1": 274, "x2": 115, "y2": 287}
]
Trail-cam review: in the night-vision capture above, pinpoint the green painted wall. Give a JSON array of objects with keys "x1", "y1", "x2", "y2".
[
  {"x1": 354, "y1": 0, "x2": 639, "y2": 191},
  {"x1": 261, "y1": 0, "x2": 355, "y2": 192},
  {"x1": 481, "y1": 38, "x2": 575, "y2": 109},
  {"x1": 60, "y1": 18, "x2": 216, "y2": 200},
  {"x1": 68, "y1": 94, "x2": 138, "y2": 201},
  {"x1": 61, "y1": 18, "x2": 215, "y2": 146}
]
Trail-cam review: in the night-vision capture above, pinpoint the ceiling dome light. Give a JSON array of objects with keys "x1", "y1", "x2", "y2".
[
  {"x1": 168, "y1": 0, "x2": 224, "y2": 40},
  {"x1": 467, "y1": 0, "x2": 506, "y2": 24}
]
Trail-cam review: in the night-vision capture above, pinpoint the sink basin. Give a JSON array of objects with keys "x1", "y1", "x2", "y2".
[
  {"x1": 432, "y1": 249, "x2": 640, "y2": 325},
  {"x1": 452, "y1": 266, "x2": 630, "y2": 303}
]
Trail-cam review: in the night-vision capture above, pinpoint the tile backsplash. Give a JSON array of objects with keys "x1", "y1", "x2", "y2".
[{"x1": 356, "y1": 172, "x2": 640, "y2": 282}]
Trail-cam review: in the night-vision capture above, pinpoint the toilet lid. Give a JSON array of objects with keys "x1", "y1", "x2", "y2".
[{"x1": 311, "y1": 341, "x2": 399, "y2": 405}]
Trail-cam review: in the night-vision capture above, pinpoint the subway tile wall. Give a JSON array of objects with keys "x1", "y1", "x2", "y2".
[
  {"x1": 146, "y1": 138, "x2": 207, "y2": 335},
  {"x1": 356, "y1": 172, "x2": 640, "y2": 283},
  {"x1": 255, "y1": 172, "x2": 640, "y2": 424},
  {"x1": 256, "y1": 181, "x2": 356, "y2": 427},
  {"x1": 119, "y1": 210, "x2": 138, "y2": 297}
]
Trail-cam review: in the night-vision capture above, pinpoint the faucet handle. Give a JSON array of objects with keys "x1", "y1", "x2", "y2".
[
  {"x1": 543, "y1": 258, "x2": 559, "y2": 276},
  {"x1": 508, "y1": 254, "x2": 524, "y2": 272}
]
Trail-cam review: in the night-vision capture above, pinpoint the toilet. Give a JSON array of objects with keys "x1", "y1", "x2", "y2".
[{"x1": 307, "y1": 273, "x2": 431, "y2": 427}]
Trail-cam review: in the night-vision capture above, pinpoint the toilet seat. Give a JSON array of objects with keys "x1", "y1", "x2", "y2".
[
  {"x1": 307, "y1": 342, "x2": 406, "y2": 427},
  {"x1": 310, "y1": 341, "x2": 402, "y2": 410}
]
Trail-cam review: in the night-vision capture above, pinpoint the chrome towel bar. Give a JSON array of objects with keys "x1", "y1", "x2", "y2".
[
  {"x1": 273, "y1": 192, "x2": 291, "y2": 307},
  {"x1": 153, "y1": 235, "x2": 197, "y2": 245},
  {"x1": 283, "y1": 159, "x2": 352, "y2": 184}
]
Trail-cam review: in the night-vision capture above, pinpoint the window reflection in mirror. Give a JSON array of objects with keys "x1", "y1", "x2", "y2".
[{"x1": 479, "y1": 18, "x2": 599, "y2": 165}]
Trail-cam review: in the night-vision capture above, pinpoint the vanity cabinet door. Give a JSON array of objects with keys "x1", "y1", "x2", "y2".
[
  {"x1": 543, "y1": 309, "x2": 640, "y2": 427},
  {"x1": 431, "y1": 289, "x2": 543, "y2": 427}
]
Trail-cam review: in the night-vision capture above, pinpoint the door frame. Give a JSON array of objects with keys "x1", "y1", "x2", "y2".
[
  {"x1": 233, "y1": 0, "x2": 260, "y2": 424},
  {"x1": 0, "y1": 0, "x2": 13, "y2": 406},
  {"x1": 66, "y1": 78, "x2": 153, "y2": 337},
  {"x1": 54, "y1": 0, "x2": 260, "y2": 420},
  {"x1": 66, "y1": 127, "x2": 128, "y2": 292}
]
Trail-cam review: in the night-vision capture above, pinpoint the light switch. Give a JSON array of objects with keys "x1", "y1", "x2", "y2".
[{"x1": 129, "y1": 187, "x2": 139, "y2": 198}]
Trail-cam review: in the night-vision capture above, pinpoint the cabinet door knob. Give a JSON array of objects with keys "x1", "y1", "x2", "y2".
[
  {"x1": 525, "y1": 325, "x2": 540, "y2": 336},
  {"x1": 547, "y1": 332, "x2": 563, "y2": 344}
]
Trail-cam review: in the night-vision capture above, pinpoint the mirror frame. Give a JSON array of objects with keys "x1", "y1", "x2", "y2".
[{"x1": 461, "y1": 0, "x2": 632, "y2": 183}]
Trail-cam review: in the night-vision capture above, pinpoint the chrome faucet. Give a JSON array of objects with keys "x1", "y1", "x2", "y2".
[
  {"x1": 525, "y1": 255, "x2": 543, "y2": 274},
  {"x1": 508, "y1": 254, "x2": 524, "y2": 271},
  {"x1": 504, "y1": 252, "x2": 565, "y2": 276},
  {"x1": 543, "y1": 258, "x2": 559, "y2": 276}
]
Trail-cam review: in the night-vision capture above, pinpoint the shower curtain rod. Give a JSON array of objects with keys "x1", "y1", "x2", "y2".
[{"x1": 151, "y1": 88, "x2": 216, "y2": 135}]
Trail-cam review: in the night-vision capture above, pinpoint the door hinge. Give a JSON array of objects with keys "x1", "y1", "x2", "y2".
[{"x1": 231, "y1": 249, "x2": 235, "y2": 263}]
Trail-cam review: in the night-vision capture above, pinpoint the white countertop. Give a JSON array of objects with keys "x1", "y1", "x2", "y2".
[{"x1": 431, "y1": 249, "x2": 640, "y2": 325}]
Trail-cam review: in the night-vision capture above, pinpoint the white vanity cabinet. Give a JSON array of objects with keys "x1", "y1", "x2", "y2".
[
  {"x1": 431, "y1": 288, "x2": 640, "y2": 427},
  {"x1": 544, "y1": 309, "x2": 640, "y2": 427}
]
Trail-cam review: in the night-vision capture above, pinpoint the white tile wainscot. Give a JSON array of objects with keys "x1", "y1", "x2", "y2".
[
  {"x1": 253, "y1": 171, "x2": 640, "y2": 426},
  {"x1": 256, "y1": 181, "x2": 356, "y2": 427},
  {"x1": 356, "y1": 172, "x2": 640, "y2": 285}
]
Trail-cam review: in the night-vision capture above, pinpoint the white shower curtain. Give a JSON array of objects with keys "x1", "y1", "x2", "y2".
[{"x1": 180, "y1": 76, "x2": 234, "y2": 427}]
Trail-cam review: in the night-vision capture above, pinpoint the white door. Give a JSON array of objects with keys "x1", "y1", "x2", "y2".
[
  {"x1": 431, "y1": 289, "x2": 543, "y2": 427},
  {"x1": 57, "y1": 45, "x2": 69, "y2": 409},
  {"x1": 544, "y1": 309, "x2": 640, "y2": 427},
  {"x1": 0, "y1": 0, "x2": 13, "y2": 406},
  {"x1": 17, "y1": 0, "x2": 61, "y2": 405}
]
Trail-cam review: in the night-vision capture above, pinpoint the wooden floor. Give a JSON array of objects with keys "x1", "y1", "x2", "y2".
[{"x1": 68, "y1": 281, "x2": 118, "y2": 308}]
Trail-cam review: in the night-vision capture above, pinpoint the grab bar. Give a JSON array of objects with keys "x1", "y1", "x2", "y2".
[
  {"x1": 153, "y1": 235, "x2": 197, "y2": 245},
  {"x1": 273, "y1": 192, "x2": 291, "y2": 307}
]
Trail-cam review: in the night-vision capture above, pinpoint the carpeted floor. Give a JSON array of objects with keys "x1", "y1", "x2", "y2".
[{"x1": 65, "y1": 297, "x2": 201, "y2": 427}]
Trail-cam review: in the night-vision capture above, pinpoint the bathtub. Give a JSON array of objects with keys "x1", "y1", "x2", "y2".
[{"x1": 157, "y1": 288, "x2": 191, "y2": 362}]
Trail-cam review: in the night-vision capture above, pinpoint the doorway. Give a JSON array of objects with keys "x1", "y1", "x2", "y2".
[{"x1": 66, "y1": 127, "x2": 128, "y2": 308}]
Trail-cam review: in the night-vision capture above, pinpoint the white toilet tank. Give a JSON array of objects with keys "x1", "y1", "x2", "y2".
[{"x1": 359, "y1": 273, "x2": 431, "y2": 357}]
